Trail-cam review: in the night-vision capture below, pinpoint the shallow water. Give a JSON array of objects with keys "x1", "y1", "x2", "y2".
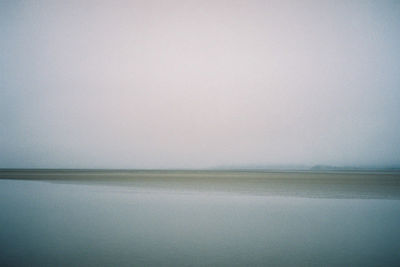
[{"x1": 1, "y1": 179, "x2": 400, "y2": 266}]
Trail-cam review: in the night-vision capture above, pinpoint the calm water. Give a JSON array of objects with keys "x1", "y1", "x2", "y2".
[{"x1": 1, "y1": 179, "x2": 400, "y2": 266}]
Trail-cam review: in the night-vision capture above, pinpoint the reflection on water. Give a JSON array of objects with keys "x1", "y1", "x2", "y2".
[{"x1": 1, "y1": 179, "x2": 400, "y2": 266}]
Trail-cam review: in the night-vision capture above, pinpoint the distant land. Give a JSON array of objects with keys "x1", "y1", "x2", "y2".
[
  {"x1": 309, "y1": 165, "x2": 400, "y2": 171},
  {"x1": 1, "y1": 165, "x2": 400, "y2": 172},
  {"x1": 211, "y1": 164, "x2": 400, "y2": 172}
]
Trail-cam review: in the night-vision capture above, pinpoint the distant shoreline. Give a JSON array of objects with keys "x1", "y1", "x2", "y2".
[
  {"x1": 1, "y1": 168, "x2": 400, "y2": 172},
  {"x1": 1, "y1": 168, "x2": 400, "y2": 179}
]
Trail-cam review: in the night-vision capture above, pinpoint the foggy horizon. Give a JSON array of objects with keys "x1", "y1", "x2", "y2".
[{"x1": 1, "y1": 0, "x2": 400, "y2": 169}]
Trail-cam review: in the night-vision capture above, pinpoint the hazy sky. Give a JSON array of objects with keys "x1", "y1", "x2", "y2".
[{"x1": 1, "y1": 0, "x2": 400, "y2": 169}]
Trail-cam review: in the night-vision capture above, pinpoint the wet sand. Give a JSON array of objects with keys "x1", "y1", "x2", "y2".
[{"x1": 1, "y1": 169, "x2": 400, "y2": 199}]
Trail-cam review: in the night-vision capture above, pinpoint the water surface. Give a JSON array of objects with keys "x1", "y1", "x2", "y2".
[{"x1": 1, "y1": 176, "x2": 400, "y2": 266}]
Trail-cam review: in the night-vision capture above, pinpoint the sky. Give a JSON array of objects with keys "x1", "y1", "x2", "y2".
[{"x1": 1, "y1": 0, "x2": 400, "y2": 169}]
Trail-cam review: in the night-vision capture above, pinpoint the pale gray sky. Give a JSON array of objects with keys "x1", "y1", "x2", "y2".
[{"x1": 1, "y1": 0, "x2": 400, "y2": 169}]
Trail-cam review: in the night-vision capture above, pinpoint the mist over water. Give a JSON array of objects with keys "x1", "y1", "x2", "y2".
[
  {"x1": 2, "y1": 2, "x2": 400, "y2": 265},
  {"x1": 1, "y1": 0, "x2": 400, "y2": 169}
]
